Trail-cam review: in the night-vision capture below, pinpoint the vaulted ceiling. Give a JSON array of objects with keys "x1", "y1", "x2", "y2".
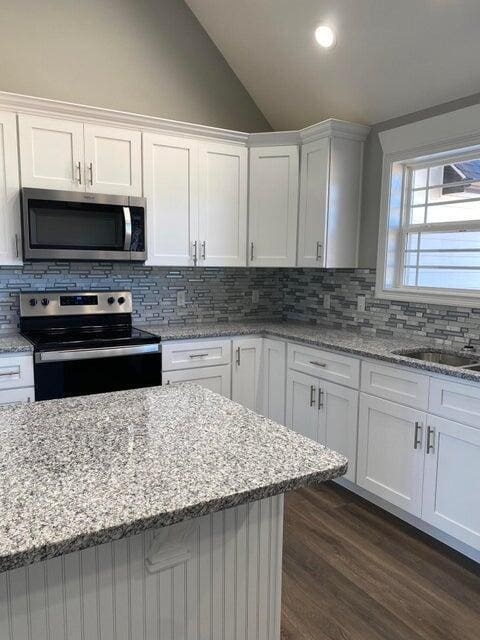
[{"x1": 186, "y1": 0, "x2": 480, "y2": 130}]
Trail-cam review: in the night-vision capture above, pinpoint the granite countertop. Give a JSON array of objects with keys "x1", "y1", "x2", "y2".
[
  {"x1": 143, "y1": 320, "x2": 480, "y2": 383},
  {"x1": 0, "y1": 333, "x2": 33, "y2": 354},
  {"x1": 0, "y1": 384, "x2": 347, "y2": 573}
]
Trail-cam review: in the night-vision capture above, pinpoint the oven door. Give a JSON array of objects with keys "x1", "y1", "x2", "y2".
[
  {"x1": 22, "y1": 189, "x2": 146, "y2": 261},
  {"x1": 34, "y1": 344, "x2": 161, "y2": 400}
]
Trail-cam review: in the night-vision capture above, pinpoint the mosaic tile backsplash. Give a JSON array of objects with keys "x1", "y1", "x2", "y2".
[{"x1": 1, "y1": 264, "x2": 479, "y2": 347}]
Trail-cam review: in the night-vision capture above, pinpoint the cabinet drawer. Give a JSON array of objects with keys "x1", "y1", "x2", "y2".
[
  {"x1": 361, "y1": 360, "x2": 429, "y2": 410},
  {"x1": 0, "y1": 387, "x2": 35, "y2": 406},
  {"x1": 0, "y1": 354, "x2": 34, "y2": 390},
  {"x1": 163, "y1": 365, "x2": 231, "y2": 398},
  {"x1": 162, "y1": 339, "x2": 231, "y2": 371},
  {"x1": 429, "y1": 377, "x2": 480, "y2": 428},
  {"x1": 287, "y1": 342, "x2": 359, "y2": 388}
]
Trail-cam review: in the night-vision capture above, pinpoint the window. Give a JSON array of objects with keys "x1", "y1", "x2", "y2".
[{"x1": 377, "y1": 147, "x2": 480, "y2": 307}]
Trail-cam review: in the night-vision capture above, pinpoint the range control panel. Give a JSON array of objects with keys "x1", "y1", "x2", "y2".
[{"x1": 19, "y1": 291, "x2": 133, "y2": 317}]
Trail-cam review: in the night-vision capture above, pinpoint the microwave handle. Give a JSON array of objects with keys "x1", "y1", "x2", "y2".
[{"x1": 123, "y1": 207, "x2": 132, "y2": 250}]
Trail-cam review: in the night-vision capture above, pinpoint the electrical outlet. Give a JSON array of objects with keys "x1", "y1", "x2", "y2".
[
  {"x1": 357, "y1": 295, "x2": 366, "y2": 312},
  {"x1": 177, "y1": 290, "x2": 186, "y2": 307},
  {"x1": 252, "y1": 290, "x2": 260, "y2": 304},
  {"x1": 323, "y1": 293, "x2": 331, "y2": 309}
]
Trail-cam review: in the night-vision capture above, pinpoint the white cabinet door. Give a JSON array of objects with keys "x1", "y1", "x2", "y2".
[
  {"x1": 262, "y1": 338, "x2": 286, "y2": 425},
  {"x1": 286, "y1": 369, "x2": 318, "y2": 442},
  {"x1": 318, "y1": 381, "x2": 358, "y2": 482},
  {"x1": 18, "y1": 114, "x2": 84, "y2": 191},
  {"x1": 163, "y1": 365, "x2": 231, "y2": 398},
  {"x1": 297, "y1": 138, "x2": 329, "y2": 267},
  {"x1": 422, "y1": 415, "x2": 480, "y2": 550},
  {"x1": 198, "y1": 142, "x2": 247, "y2": 267},
  {"x1": 84, "y1": 124, "x2": 142, "y2": 196},
  {"x1": 0, "y1": 387, "x2": 34, "y2": 406},
  {"x1": 143, "y1": 133, "x2": 198, "y2": 266},
  {"x1": 357, "y1": 394, "x2": 425, "y2": 515},
  {"x1": 232, "y1": 337, "x2": 263, "y2": 412},
  {"x1": 0, "y1": 112, "x2": 21, "y2": 264},
  {"x1": 248, "y1": 146, "x2": 298, "y2": 267}
]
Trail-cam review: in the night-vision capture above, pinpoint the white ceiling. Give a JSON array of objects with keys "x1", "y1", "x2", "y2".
[{"x1": 185, "y1": 0, "x2": 480, "y2": 130}]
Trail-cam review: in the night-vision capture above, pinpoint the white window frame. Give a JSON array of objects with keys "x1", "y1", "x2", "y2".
[{"x1": 376, "y1": 103, "x2": 480, "y2": 308}]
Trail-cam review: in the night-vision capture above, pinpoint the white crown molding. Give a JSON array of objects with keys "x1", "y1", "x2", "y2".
[
  {"x1": 0, "y1": 90, "x2": 370, "y2": 147},
  {"x1": 0, "y1": 90, "x2": 250, "y2": 144}
]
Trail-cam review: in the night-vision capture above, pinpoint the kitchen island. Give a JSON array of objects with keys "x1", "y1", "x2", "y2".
[{"x1": 0, "y1": 384, "x2": 346, "y2": 639}]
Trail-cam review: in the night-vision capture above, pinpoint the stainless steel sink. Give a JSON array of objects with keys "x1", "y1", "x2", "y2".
[{"x1": 396, "y1": 350, "x2": 480, "y2": 368}]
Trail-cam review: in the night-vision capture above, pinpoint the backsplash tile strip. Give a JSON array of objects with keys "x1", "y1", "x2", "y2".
[{"x1": 1, "y1": 264, "x2": 478, "y2": 347}]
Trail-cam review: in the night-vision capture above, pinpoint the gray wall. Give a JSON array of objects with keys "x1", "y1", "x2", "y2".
[
  {"x1": 359, "y1": 92, "x2": 480, "y2": 267},
  {"x1": 0, "y1": 0, "x2": 270, "y2": 132}
]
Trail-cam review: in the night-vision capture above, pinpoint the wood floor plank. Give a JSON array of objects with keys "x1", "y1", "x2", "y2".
[{"x1": 282, "y1": 483, "x2": 480, "y2": 640}]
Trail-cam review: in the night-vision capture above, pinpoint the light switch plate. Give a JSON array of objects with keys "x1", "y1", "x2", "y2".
[
  {"x1": 177, "y1": 290, "x2": 186, "y2": 307},
  {"x1": 252, "y1": 290, "x2": 260, "y2": 304},
  {"x1": 357, "y1": 295, "x2": 366, "y2": 312},
  {"x1": 323, "y1": 293, "x2": 331, "y2": 309}
]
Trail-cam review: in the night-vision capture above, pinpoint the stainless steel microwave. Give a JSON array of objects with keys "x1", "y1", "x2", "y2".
[{"x1": 21, "y1": 188, "x2": 146, "y2": 262}]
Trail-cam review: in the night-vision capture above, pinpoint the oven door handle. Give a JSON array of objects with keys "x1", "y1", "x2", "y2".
[
  {"x1": 35, "y1": 343, "x2": 160, "y2": 363},
  {"x1": 123, "y1": 206, "x2": 132, "y2": 251}
]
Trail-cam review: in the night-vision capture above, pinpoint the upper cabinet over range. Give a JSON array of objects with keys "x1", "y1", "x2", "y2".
[{"x1": 18, "y1": 115, "x2": 142, "y2": 196}]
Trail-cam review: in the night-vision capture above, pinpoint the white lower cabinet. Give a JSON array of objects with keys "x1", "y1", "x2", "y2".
[
  {"x1": 231, "y1": 337, "x2": 263, "y2": 412},
  {"x1": 286, "y1": 369, "x2": 358, "y2": 481},
  {"x1": 0, "y1": 387, "x2": 34, "y2": 406},
  {"x1": 357, "y1": 394, "x2": 425, "y2": 516},
  {"x1": 422, "y1": 414, "x2": 480, "y2": 549},
  {"x1": 262, "y1": 338, "x2": 286, "y2": 425},
  {"x1": 163, "y1": 365, "x2": 231, "y2": 397}
]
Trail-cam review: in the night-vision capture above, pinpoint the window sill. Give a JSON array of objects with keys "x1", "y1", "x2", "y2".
[{"x1": 375, "y1": 286, "x2": 480, "y2": 309}]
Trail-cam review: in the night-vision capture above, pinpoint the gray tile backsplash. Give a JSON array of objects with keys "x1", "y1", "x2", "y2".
[{"x1": 1, "y1": 264, "x2": 478, "y2": 347}]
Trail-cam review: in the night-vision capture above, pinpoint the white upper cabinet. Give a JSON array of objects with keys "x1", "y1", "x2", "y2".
[
  {"x1": 18, "y1": 115, "x2": 142, "y2": 196},
  {"x1": 83, "y1": 124, "x2": 141, "y2": 195},
  {"x1": 248, "y1": 146, "x2": 299, "y2": 267},
  {"x1": 198, "y1": 142, "x2": 247, "y2": 267},
  {"x1": 0, "y1": 111, "x2": 21, "y2": 265},
  {"x1": 18, "y1": 114, "x2": 84, "y2": 191},
  {"x1": 143, "y1": 133, "x2": 199, "y2": 266},
  {"x1": 297, "y1": 129, "x2": 366, "y2": 268}
]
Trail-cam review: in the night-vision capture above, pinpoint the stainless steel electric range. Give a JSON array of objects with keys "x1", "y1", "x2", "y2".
[{"x1": 19, "y1": 291, "x2": 161, "y2": 401}]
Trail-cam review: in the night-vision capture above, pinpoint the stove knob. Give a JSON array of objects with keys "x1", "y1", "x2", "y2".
[
  {"x1": 107, "y1": 296, "x2": 115, "y2": 305},
  {"x1": 29, "y1": 298, "x2": 37, "y2": 307},
  {"x1": 117, "y1": 296, "x2": 126, "y2": 305},
  {"x1": 41, "y1": 298, "x2": 50, "y2": 306}
]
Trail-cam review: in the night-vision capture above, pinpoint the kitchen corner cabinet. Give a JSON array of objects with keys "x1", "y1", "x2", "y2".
[
  {"x1": 198, "y1": 142, "x2": 247, "y2": 267},
  {"x1": 248, "y1": 146, "x2": 299, "y2": 267},
  {"x1": 297, "y1": 135, "x2": 363, "y2": 268},
  {"x1": 18, "y1": 115, "x2": 142, "y2": 196},
  {"x1": 232, "y1": 337, "x2": 263, "y2": 411},
  {"x1": 286, "y1": 368, "x2": 358, "y2": 482},
  {"x1": 0, "y1": 111, "x2": 22, "y2": 264}
]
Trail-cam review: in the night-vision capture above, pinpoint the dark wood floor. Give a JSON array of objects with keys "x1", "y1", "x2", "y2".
[{"x1": 281, "y1": 483, "x2": 480, "y2": 640}]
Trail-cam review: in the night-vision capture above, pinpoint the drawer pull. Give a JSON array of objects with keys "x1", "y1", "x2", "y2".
[
  {"x1": 236, "y1": 347, "x2": 241, "y2": 366},
  {"x1": 413, "y1": 421, "x2": 423, "y2": 449},
  {"x1": 426, "y1": 426, "x2": 435, "y2": 454},
  {"x1": 310, "y1": 384, "x2": 316, "y2": 407},
  {"x1": 189, "y1": 353, "x2": 208, "y2": 358},
  {"x1": 0, "y1": 370, "x2": 18, "y2": 377},
  {"x1": 309, "y1": 360, "x2": 327, "y2": 368}
]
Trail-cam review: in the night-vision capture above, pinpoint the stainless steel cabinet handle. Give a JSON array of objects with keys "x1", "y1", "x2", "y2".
[
  {"x1": 309, "y1": 360, "x2": 327, "y2": 368},
  {"x1": 316, "y1": 241, "x2": 322, "y2": 261},
  {"x1": 76, "y1": 161, "x2": 82, "y2": 184},
  {"x1": 426, "y1": 426, "x2": 435, "y2": 454},
  {"x1": 15, "y1": 234, "x2": 19, "y2": 258},
  {"x1": 0, "y1": 370, "x2": 18, "y2": 377},
  {"x1": 250, "y1": 242, "x2": 254, "y2": 261},
  {"x1": 414, "y1": 421, "x2": 423, "y2": 449},
  {"x1": 189, "y1": 353, "x2": 208, "y2": 358},
  {"x1": 236, "y1": 346, "x2": 241, "y2": 366},
  {"x1": 201, "y1": 241, "x2": 206, "y2": 260},
  {"x1": 88, "y1": 162, "x2": 93, "y2": 185},
  {"x1": 318, "y1": 387, "x2": 324, "y2": 409},
  {"x1": 192, "y1": 241, "x2": 198, "y2": 266},
  {"x1": 310, "y1": 385, "x2": 316, "y2": 407}
]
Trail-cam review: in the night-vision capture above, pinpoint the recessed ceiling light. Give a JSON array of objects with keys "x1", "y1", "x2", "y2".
[{"x1": 315, "y1": 25, "x2": 336, "y2": 49}]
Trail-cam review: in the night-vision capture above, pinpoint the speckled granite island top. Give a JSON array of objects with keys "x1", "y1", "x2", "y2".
[
  {"x1": 0, "y1": 384, "x2": 346, "y2": 573},
  {"x1": 143, "y1": 321, "x2": 480, "y2": 383},
  {"x1": 0, "y1": 332, "x2": 33, "y2": 354}
]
